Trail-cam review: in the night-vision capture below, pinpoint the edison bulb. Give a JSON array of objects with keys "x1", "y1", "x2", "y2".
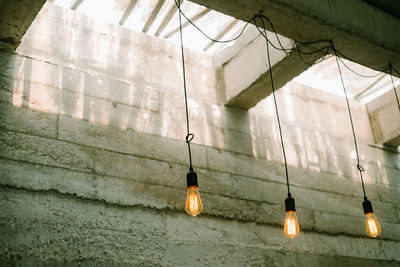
[
  {"x1": 185, "y1": 186, "x2": 202, "y2": 216},
  {"x1": 284, "y1": 210, "x2": 300, "y2": 238},
  {"x1": 365, "y1": 212, "x2": 381, "y2": 238}
]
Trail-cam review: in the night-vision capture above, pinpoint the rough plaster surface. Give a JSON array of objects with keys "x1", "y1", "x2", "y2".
[
  {"x1": 367, "y1": 89, "x2": 400, "y2": 146},
  {"x1": 223, "y1": 35, "x2": 323, "y2": 110},
  {"x1": 0, "y1": 0, "x2": 46, "y2": 49},
  {"x1": 0, "y1": 3, "x2": 400, "y2": 266}
]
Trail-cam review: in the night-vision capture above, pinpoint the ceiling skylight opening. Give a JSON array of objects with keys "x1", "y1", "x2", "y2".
[{"x1": 50, "y1": 0, "x2": 400, "y2": 104}]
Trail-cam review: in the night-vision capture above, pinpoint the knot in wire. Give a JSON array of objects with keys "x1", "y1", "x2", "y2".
[
  {"x1": 357, "y1": 164, "x2": 365, "y2": 172},
  {"x1": 185, "y1": 133, "x2": 194, "y2": 143},
  {"x1": 329, "y1": 40, "x2": 334, "y2": 49}
]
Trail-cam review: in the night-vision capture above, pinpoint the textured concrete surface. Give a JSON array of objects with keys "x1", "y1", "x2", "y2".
[
  {"x1": 1, "y1": 187, "x2": 399, "y2": 266},
  {"x1": 223, "y1": 34, "x2": 323, "y2": 109},
  {"x1": 367, "y1": 88, "x2": 400, "y2": 147},
  {"x1": 0, "y1": 0, "x2": 46, "y2": 49},
  {"x1": 0, "y1": 2, "x2": 399, "y2": 266},
  {"x1": 189, "y1": 0, "x2": 400, "y2": 77}
]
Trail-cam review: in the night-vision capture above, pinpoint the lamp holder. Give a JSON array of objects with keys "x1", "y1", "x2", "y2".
[
  {"x1": 285, "y1": 193, "x2": 296, "y2": 212},
  {"x1": 363, "y1": 198, "x2": 373, "y2": 214},
  {"x1": 187, "y1": 171, "x2": 198, "y2": 187}
]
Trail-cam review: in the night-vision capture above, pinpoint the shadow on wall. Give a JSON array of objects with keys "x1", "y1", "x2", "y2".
[{"x1": 0, "y1": 2, "x2": 399, "y2": 196}]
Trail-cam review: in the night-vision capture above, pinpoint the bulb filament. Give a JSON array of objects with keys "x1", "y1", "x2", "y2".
[
  {"x1": 185, "y1": 186, "x2": 202, "y2": 216},
  {"x1": 365, "y1": 212, "x2": 381, "y2": 238},
  {"x1": 284, "y1": 210, "x2": 300, "y2": 238}
]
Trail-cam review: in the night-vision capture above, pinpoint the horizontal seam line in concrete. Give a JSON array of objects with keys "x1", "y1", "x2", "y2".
[
  {"x1": 1, "y1": 184, "x2": 399, "y2": 243},
  {"x1": 0, "y1": 55, "x2": 389, "y2": 158},
  {"x1": 0, "y1": 95, "x2": 397, "y2": 173},
  {"x1": 247, "y1": 131, "x2": 400, "y2": 172},
  {"x1": 0, "y1": 154, "x2": 399, "y2": 224},
  {"x1": 166, "y1": 239, "x2": 400, "y2": 261},
  {"x1": 1, "y1": 125, "x2": 399, "y2": 200},
  {"x1": 0, "y1": 77, "x2": 160, "y2": 113},
  {"x1": 3, "y1": 46, "x2": 375, "y2": 113},
  {"x1": 1, "y1": 122, "x2": 399, "y2": 196}
]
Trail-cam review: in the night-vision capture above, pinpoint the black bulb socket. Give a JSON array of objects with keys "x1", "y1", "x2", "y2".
[
  {"x1": 362, "y1": 198, "x2": 373, "y2": 214},
  {"x1": 187, "y1": 171, "x2": 198, "y2": 188},
  {"x1": 285, "y1": 193, "x2": 296, "y2": 212}
]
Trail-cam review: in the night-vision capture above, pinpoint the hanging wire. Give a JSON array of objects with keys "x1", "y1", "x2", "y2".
[
  {"x1": 173, "y1": 1, "x2": 400, "y2": 179},
  {"x1": 257, "y1": 15, "x2": 291, "y2": 195},
  {"x1": 177, "y1": 0, "x2": 194, "y2": 171},
  {"x1": 173, "y1": 2, "x2": 396, "y2": 81},
  {"x1": 334, "y1": 50, "x2": 387, "y2": 78},
  {"x1": 252, "y1": 14, "x2": 293, "y2": 54},
  {"x1": 295, "y1": 44, "x2": 332, "y2": 66},
  {"x1": 389, "y1": 63, "x2": 400, "y2": 113},
  {"x1": 174, "y1": 0, "x2": 253, "y2": 44},
  {"x1": 332, "y1": 46, "x2": 367, "y2": 199}
]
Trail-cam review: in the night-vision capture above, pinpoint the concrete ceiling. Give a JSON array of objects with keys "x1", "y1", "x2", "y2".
[
  {"x1": 363, "y1": 0, "x2": 400, "y2": 19},
  {"x1": 188, "y1": 0, "x2": 400, "y2": 78}
]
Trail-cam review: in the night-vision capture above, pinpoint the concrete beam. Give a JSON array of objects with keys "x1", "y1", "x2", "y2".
[
  {"x1": 163, "y1": 7, "x2": 210, "y2": 38},
  {"x1": 119, "y1": 0, "x2": 138, "y2": 26},
  {"x1": 367, "y1": 88, "x2": 400, "y2": 147},
  {"x1": 71, "y1": 0, "x2": 84, "y2": 11},
  {"x1": 189, "y1": 0, "x2": 400, "y2": 78},
  {"x1": 154, "y1": 1, "x2": 177, "y2": 37},
  {"x1": 142, "y1": 0, "x2": 166, "y2": 33},
  {"x1": 223, "y1": 32, "x2": 323, "y2": 110},
  {"x1": 0, "y1": 0, "x2": 46, "y2": 50},
  {"x1": 203, "y1": 19, "x2": 239, "y2": 51},
  {"x1": 214, "y1": 26, "x2": 260, "y2": 68}
]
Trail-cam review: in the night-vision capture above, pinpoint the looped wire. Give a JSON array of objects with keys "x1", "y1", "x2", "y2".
[
  {"x1": 357, "y1": 164, "x2": 365, "y2": 172},
  {"x1": 185, "y1": 133, "x2": 194, "y2": 143}
]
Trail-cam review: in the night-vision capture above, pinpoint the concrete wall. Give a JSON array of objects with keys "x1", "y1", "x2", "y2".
[
  {"x1": 367, "y1": 88, "x2": 400, "y2": 147},
  {"x1": 0, "y1": 3, "x2": 399, "y2": 266}
]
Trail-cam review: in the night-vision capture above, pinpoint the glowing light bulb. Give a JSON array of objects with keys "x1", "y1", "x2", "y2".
[
  {"x1": 185, "y1": 186, "x2": 202, "y2": 216},
  {"x1": 363, "y1": 198, "x2": 381, "y2": 238},
  {"x1": 284, "y1": 210, "x2": 300, "y2": 238},
  {"x1": 365, "y1": 212, "x2": 381, "y2": 238},
  {"x1": 185, "y1": 170, "x2": 202, "y2": 216},
  {"x1": 284, "y1": 194, "x2": 300, "y2": 238}
]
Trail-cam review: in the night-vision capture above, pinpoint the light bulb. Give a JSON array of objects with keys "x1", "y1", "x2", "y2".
[
  {"x1": 365, "y1": 212, "x2": 381, "y2": 238},
  {"x1": 284, "y1": 210, "x2": 300, "y2": 238},
  {"x1": 185, "y1": 170, "x2": 202, "y2": 216},
  {"x1": 185, "y1": 186, "x2": 202, "y2": 216},
  {"x1": 284, "y1": 194, "x2": 300, "y2": 238},
  {"x1": 363, "y1": 198, "x2": 381, "y2": 238}
]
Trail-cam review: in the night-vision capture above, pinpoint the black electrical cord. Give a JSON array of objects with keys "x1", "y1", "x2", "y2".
[
  {"x1": 259, "y1": 16, "x2": 291, "y2": 195},
  {"x1": 333, "y1": 46, "x2": 367, "y2": 199},
  {"x1": 335, "y1": 51, "x2": 386, "y2": 78},
  {"x1": 174, "y1": 0, "x2": 253, "y2": 44},
  {"x1": 253, "y1": 15, "x2": 331, "y2": 66},
  {"x1": 295, "y1": 44, "x2": 331, "y2": 66},
  {"x1": 174, "y1": 0, "x2": 400, "y2": 180},
  {"x1": 253, "y1": 15, "x2": 292, "y2": 54},
  {"x1": 173, "y1": 2, "x2": 394, "y2": 81},
  {"x1": 389, "y1": 63, "x2": 400, "y2": 113},
  {"x1": 178, "y1": 0, "x2": 194, "y2": 171}
]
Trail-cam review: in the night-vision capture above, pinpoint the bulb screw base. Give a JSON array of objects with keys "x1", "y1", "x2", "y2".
[
  {"x1": 187, "y1": 171, "x2": 198, "y2": 188},
  {"x1": 363, "y1": 198, "x2": 373, "y2": 214},
  {"x1": 285, "y1": 193, "x2": 296, "y2": 212}
]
